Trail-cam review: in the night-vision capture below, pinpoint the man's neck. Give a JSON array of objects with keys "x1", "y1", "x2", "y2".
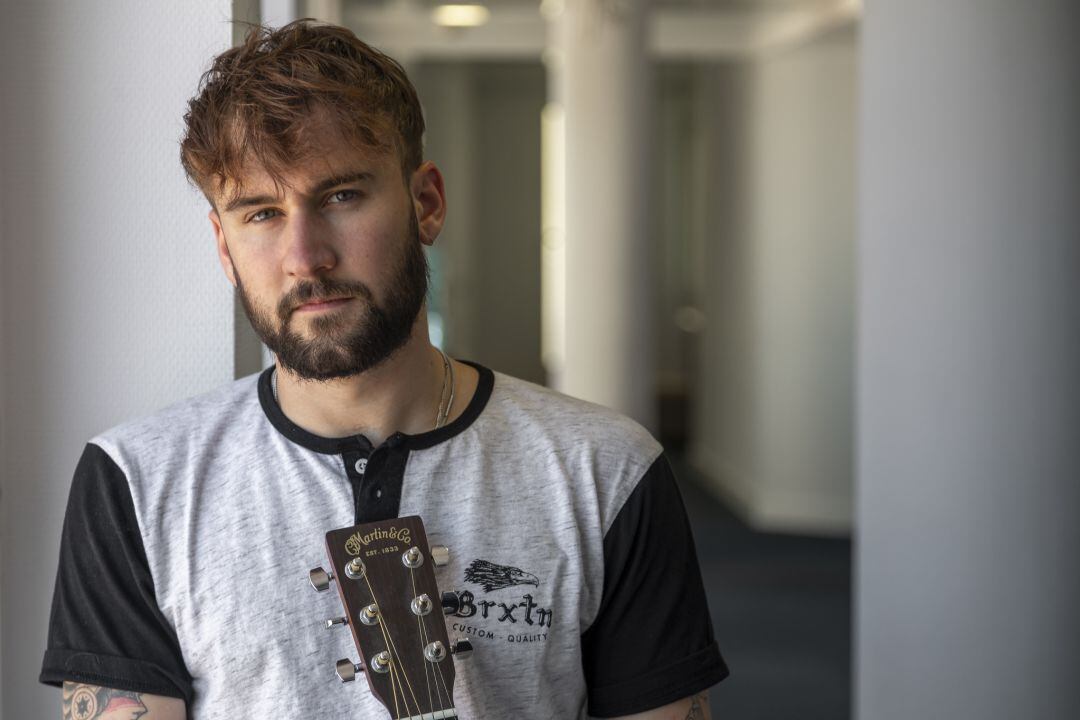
[{"x1": 273, "y1": 326, "x2": 476, "y2": 447}]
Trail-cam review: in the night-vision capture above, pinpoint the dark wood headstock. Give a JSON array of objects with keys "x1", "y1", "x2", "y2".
[{"x1": 314, "y1": 516, "x2": 465, "y2": 719}]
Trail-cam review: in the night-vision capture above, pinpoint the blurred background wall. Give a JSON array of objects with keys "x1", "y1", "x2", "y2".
[
  {"x1": 363, "y1": 1, "x2": 861, "y2": 536},
  {"x1": 0, "y1": 1, "x2": 236, "y2": 716},
  {"x1": 415, "y1": 61, "x2": 548, "y2": 386},
  {"x1": 691, "y1": 27, "x2": 856, "y2": 534}
]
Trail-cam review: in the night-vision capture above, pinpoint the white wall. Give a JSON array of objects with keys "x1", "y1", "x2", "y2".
[
  {"x1": 0, "y1": 2, "x2": 234, "y2": 716},
  {"x1": 692, "y1": 27, "x2": 858, "y2": 534},
  {"x1": 415, "y1": 62, "x2": 547, "y2": 385},
  {"x1": 415, "y1": 63, "x2": 480, "y2": 361},
  {"x1": 857, "y1": 1, "x2": 1080, "y2": 717}
]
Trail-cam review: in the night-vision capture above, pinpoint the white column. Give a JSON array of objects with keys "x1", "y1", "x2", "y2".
[
  {"x1": 550, "y1": 0, "x2": 656, "y2": 429},
  {"x1": 857, "y1": 1, "x2": 1080, "y2": 718},
  {"x1": 306, "y1": 0, "x2": 342, "y2": 26},
  {"x1": 260, "y1": 0, "x2": 296, "y2": 29}
]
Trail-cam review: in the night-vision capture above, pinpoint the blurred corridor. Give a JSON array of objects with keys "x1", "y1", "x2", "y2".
[{"x1": 675, "y1": 457, "x2": 852, "y2": 719}]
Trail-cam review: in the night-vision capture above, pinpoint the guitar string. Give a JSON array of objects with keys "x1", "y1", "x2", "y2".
[
  {"x1": 395, "y1": 561, "x2": 455, "y2": 718},
  {"x1": 359, "y1": 572, "x2": 406, "y2": 719},
  {"x1": 412, "y1": 568, "x2": 454, "y2": 715},
  {"x1": 429, "y1": 583, "x2": 454, "y2": 712},
  {"x1": 359, "y1": 575, "x2": 403, "y2": 719},
  {"x1": 410, "y1": 569, "x2": 436, "y2": 714},
  {"x1": 429, "y1": 616, "x2": 453, "y2": 714},
  {"x1": 408, "y1": 569, "x2": 451, "y2": 716},
  {"x1": 391, "y1": 658, "x2": 408, "y2": 720},
  {"x1": 380, "y1": 591, "x2": 412, "y2": 720},
  {"x1": 375, "y1": 587, "x2": 407, "y2": 720},
  {"x1": 389, "y1": 659, "x2": 401, "y2": 720},
  {"x1": 385, "y1": 618, "x2": 424, "y2": 719},
  {"x1": 349, "y1": 543, "x2": 454, "y2": 719},
  {"x1": 407, "y1": 568, "x2": 452, "y2": 718},
  {"x1": 411, "y1": 566, "x2": 453, "y2": 713},
  {"x1": 362, "y1": 570, "x2": 424, "y2": 718}
]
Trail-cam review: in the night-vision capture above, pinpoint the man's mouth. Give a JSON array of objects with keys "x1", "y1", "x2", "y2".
[{"x1": 293, "y1": 296, "x2": 354, "y2": 313}]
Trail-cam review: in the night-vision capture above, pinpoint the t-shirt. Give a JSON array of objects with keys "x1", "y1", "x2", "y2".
[{"x1": 41, "y1": 363, "x2": 728, "y2": 718}]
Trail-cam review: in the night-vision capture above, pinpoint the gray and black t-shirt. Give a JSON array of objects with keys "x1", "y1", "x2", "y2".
[{"x1": 41, "y1": 364, "x2": 727, "y2": 718}]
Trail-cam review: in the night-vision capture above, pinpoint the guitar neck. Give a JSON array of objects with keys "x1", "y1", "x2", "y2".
[{"x1": 391, "y1": 712, "x2": 458, "y2": 720}]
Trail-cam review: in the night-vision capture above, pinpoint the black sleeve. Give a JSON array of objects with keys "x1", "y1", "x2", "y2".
[
  {"x1": 39, "y1": 443, "x2": 194, "y2": 702},
  {"x1": 581, "y1": 453, "x2": 729, "y2": 717}
]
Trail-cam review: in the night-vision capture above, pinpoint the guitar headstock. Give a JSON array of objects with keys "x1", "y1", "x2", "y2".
[{"x1": 310, "y1": 516, "x2": 469, "y2": 719}]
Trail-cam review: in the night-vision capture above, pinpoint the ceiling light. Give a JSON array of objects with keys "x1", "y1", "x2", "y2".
[{"x1": 432, "y1": 4, "x2": 491, "y2": 28}]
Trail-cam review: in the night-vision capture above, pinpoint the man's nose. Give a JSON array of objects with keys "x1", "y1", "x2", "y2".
[{"x1": 281, "y1": 212, "x2": 336, "y2": 277}]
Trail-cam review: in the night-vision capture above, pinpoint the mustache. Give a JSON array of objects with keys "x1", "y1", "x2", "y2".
[{"x1": 277, "y1": 278, "x2": 373, "y2": 321}]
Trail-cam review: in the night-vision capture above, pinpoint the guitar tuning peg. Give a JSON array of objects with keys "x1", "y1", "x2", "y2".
[
  {"x1": 450, "y1": 639, "x2": 474, "y2": 659},
  {"x1": 325, "y1": 616, "x2": 348, "y2": 629},
  {"x1": 431, "y1": 545, "x2": 450, "y2": 567},
  {"x1": 309, "y1": 567, "x2": 334, "y2": 592},
  {"x1": 345, "y1": 557, "x2": 366, "y2": 579},
  {"x1": 424, "y1": 640, "x2": 448, "y2": 664},
  {"x1": 411, "y1": 594, "x2": 434, "y2": 617},
  {"x1": 440, "y1": 591, "x2": 462, "y2": 615},
  {"x1": 335, "y1": 658, "x2": 363, "y2": 682}
]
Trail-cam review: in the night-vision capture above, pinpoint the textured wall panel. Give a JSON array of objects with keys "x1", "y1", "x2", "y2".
[{"x1": 0, "y1": 2, "x2": 234, "y2": 716}]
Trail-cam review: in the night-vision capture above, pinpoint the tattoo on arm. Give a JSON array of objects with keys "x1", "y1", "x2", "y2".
[
  {"x1": 63, "y1": 682, "x2": 149, "y2": 720},
  {"x1": 684, "y1": 692, "x2": 709, "y2": 720}
]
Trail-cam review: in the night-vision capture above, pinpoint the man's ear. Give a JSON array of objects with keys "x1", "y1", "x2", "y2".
[
  {"x1": 210, "y1": 209, "x2": 238, "y2": 287},
  {"x1": 410, "y1": 161, "x2": 447, "y2": 247}
]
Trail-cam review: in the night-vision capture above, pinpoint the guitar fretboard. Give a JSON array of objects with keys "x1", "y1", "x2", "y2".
[{"x1": 397, "y1": 711, "x2": 457, "y2": 720}]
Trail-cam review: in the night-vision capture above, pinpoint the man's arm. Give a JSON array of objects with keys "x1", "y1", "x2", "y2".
[
  {"x1": 41, "y1": 445, "x2": 194, "y2": 704},
  {"x1": 62, "y1": 682, "x2": 185, "y2": 720},
  {"x1": 611, "y1": 692, "x2": 711, "y2": 720},
  {"x1": 582, "y1": 455, "x2": 728, "y2": 717}
]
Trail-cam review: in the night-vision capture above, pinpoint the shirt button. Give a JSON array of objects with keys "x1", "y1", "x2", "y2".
[{"x1": 354, "y1": 458, "x2": 368, "y2": 474}]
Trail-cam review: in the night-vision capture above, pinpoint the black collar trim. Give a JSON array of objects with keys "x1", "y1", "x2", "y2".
[{"x1": 257, "y1": 360, "x2": 494, "y2": 455}]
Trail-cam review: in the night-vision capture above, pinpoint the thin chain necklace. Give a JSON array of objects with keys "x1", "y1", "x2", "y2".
[
  {"x1": 434, "y1": 348, "x2": 456, "y2": 429},
  {"x1": 270, "y1": 348, "x2": 456, "y2": 432}
]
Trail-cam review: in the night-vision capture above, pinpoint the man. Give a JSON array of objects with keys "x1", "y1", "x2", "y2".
[{"x1": 40, "y1": 20, "x2": 727, "y2": 719}]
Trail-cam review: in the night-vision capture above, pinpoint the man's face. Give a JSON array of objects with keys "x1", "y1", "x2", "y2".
[{"x1": 209, "y1": 116, "x2": 440, "y2": 381}]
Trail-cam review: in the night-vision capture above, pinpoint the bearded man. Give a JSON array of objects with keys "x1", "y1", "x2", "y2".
[{"x1": 40, "y1": 20, "x2": 727, "y2": 720}]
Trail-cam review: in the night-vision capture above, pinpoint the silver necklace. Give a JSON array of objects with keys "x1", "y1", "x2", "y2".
[{"x1": 271, "y1": 349, "x2": 456, "y2": 431}]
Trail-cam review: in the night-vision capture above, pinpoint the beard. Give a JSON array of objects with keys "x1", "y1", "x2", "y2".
[{"x1": 236, "y1": 212, "x2": 429, "y2": 381}]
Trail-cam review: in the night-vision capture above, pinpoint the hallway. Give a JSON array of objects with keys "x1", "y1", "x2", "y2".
[{"x1": 676, "y1": 459, "x2": 852, "y2": 719}]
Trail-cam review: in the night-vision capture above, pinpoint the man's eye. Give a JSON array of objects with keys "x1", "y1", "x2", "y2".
[
  {"x1": 327, "y1": 189, "x2": 359, "y2": 204},
  {"x1": 248, "y1": 208, "x2": 279, "y2": 223}
]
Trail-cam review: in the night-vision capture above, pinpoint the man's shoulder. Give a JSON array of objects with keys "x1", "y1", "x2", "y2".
[
  {"x1": 477, "y1": 370, "x2": 666, "y2": 536},
  {"x1": 485, "y1": 370, "x2": 661, "y2": 461},
  {"x1": 91, "y1": 372, "x2": 263, "y2": 468}
]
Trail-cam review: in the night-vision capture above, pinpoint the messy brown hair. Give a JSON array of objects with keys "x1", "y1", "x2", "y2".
[{"x1": 180, "y1": 19, "x2": 424, "y2": 203}]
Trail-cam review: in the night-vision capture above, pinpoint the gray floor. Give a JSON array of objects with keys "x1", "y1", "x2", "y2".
[{"x1": 674, "y1": 460, "x2": 852, "y2": 720}]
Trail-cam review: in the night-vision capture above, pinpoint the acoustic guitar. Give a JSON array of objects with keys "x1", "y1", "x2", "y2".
[{"x1": 309, "y1": 515, "x2": 471, "y2": 719}]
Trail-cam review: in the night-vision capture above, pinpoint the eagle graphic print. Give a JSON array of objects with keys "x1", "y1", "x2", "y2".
[
  {"x1": 451, "y1": 559, "x2": 552, "y2": 644},
  {"x1": 463, "y1": 559, "x2": 540, "y2": 592}
]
